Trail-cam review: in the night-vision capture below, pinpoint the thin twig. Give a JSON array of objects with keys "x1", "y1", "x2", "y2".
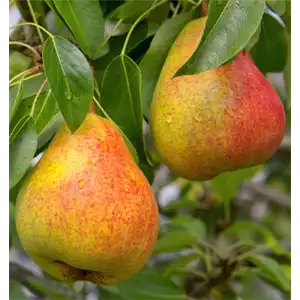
[
  {"x1": 100, "y1": 18, "x2": 123, "y2": 50},
  {"x1": 172, "y1": 1, "x2": 181, "y2": 17},
  {"x1": 10, "y1": 22, "x2": 53, "y2": 38},
  {"x1": 121, "y1": 0, "x2": 168, "y2": 55},
  {"x1": 9, "y1": 41, "x2": 40, "y2": 59},
  {"x1": 27, "y1": 0, "x2": 44, "y2": 43},
  {"x1": 242, "y1": 182, "x2": 291, "y2": 207}
]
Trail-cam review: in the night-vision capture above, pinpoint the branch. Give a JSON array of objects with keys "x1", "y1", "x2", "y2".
[
  {"x1": 243, "y1": 182, "x2": 290, "y2": 207},
  {"x1": 185, "y1": 260, "x2": 237, "y2": 298}
]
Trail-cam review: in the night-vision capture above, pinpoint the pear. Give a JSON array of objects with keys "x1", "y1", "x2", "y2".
[
  {"x1": 16, "y1": 113, "x2": 159, "y2": 285},
  {"x1": 150, "y1": 17, "x2": 286, "y2": 181}
]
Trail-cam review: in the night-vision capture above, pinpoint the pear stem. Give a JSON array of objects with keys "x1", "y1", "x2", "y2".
[{"x1": 200, "y1": 0, "x2": 208, "y2": 16}]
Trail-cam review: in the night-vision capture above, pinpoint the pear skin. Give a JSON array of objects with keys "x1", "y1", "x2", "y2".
[
  {"x1": 16, "y1": 113, "x2": 159, "y2": 285},
  {"x1": 150, "y1": 17, "x2": 285, "y2": 181}
]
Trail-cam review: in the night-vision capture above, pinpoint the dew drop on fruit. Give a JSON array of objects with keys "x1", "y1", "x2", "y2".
[{"x1": 166, "y1": 116, "x2": 172, "y2": 124}]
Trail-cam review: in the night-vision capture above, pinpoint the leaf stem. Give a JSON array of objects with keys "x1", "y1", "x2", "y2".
[
  {"x1": 192, "y1": 246, "x2": 213, "y2": 274},
  {"x1": 187, "y1": 0, "x2": 199, "y2": 5},
  {"x1": 9, "y1": 65, "x2": 40, "y2": 85},
  {"x1": 176, "y1": 267, "x2": 207, "y2": 279},
  {"x1": 10, "y1": 22, "x2": 53, "y2": 38},
  {"x1": 9, "y1": 72, "x2": 43, "y2": 88},
  {"x1": 197, "y1": 240, "x2": 223, "y2": 258},
  {"x1": 229, "y1": 245, "x2": 268, "y2": 264},
  {"x1": 27, "y1": 0, "x2": 44, "y2": 43},
  {"x1": 94, "y1": 82, "x2": 100, "y2": 98},
  {"x1": 93, "y1": 96, "x2": 109, "y2": 119},
  {"x1": 9, "y1": 41, "x2": 40, "y2": 58},
  {"x1": 121, "y1": 0, "x2": 168, "y2": 55},
  {"x1": 172, "y1": 1, "x2": 181, "y2": 17},
  {"x1": 224, "y1": 202, "x2": 231, "y2": 223},
  {"x1": 100, "y1": 18, "x2": 123, "y2": 50},
  {"x1": 30, "y1": 79, "x2": 48, "y2": 117}
]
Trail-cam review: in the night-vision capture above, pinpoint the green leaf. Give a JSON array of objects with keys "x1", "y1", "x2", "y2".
[
  {"x1": 139, "y1": 10, "x2": 194, "y2": 118},
  {"x1": 9, "y1": 178, "x2": 22, "y2": 205},
  {"x1": 93, "y1": 21, "x2": 149, "y2": 87},
  {"x1": 223, "y1": 221, "x2": 290, "y2": 256},
  {"x1": 267, "y1": 0, "x2": 286, "y2": 15},
  {"x1": 251, "y1": 12, "x2": 288, "y2": 73},
  {"x1": 108, "y1": 0, "x2": 153, "y2": 23},
  {"x1": 53, "y1": 0, "x2": 104, "y2": 59},
  {"x1": 43, "y1": 37, "x2": 93, "y2": 132},
  {"x1": 10, "y1": 73, "x2": 48, "y2": 100},
  {"x1": 9, "y1": 51, "x2": 32, "y2": 80},
  {"x1": 9, "y1": 90, "x2": 61, "y2": 149},
  {"x1": 281, "y1": 0, "x2": 290, "y2": 33},
  {"x1": 284, "y1": 32, "x2": 291, "y2": 108},
  {"x1": 117, "y1": 268, "x2": 186, "y2": 300},
  {"x1": 37, "y1": 113, "x2": 63, "y2": 149},
  {"x1": 45, "y1": 0, "x2": 73, "y2": 34},
  {"x1": 163, "y1": 253, "x2": 200, "y2": 277},
  {"x1": 177, "y1": 0, "x2": 265, "y2": 75},
  {"x1": 211, "y1": 166, "x2": 261, "y2": 203},
  {"x1": 9, "y1": 115, "x2": 31, "y2": 144},
  {"x1": 246, "y1": 254, "x2": 290, "y2": 292},
  {"x1": 238, "y1": 275, "x2": 283, "y2": 300},
  {"x1": 10, "y1": 73, "x2": 49, "y2": 99},
  {"x1": 154, "y1": 229, "x2": 198, "y2": 254},
  {"x1": 281, "y1": 264, "x2": 291, "y2": 281},
  {"x1": 9, "y1": 82, "x2": 23, "y2": 123},
  {"x1": 104, "y1": 19, "x2": 132, "y2": 37},
  {"x1": 245, "y1": 24, "x2": 261, "y2": 51},
  {"x1": 99, "y1": 0, "x2": 124, "y2": 18},
  {"x1": 9, "y1": 202, "x2": 22, "y2": 250},
  {"x1": 27, "y1": 278, "x2": 73, "y2": 300},
  {"x1": 9, "y1": 117, "x2": 37, "y2": 189},
  {"x1": 9, "y1": 280, "x2": 27, "y2": 300},
  {"x1": 100, "y1": 55, "x2": 151, "y2": 173},
  {"x1": 168, "y1": 215, "x2": 206, "y2": 239},
  {"x1": 34, "y1": 90, "x2": 59, "y2": 134},
  {"x1": 99, "y1": 286, "x2": 125, "y2": 300},
  {"x1": 148, "y1": 1, "x2": 170, "y2": 34}
]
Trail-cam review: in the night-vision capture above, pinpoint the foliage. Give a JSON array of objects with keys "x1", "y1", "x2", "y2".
[{"x1": 9, "y1": 0, "x2": 291, "y2": 299}]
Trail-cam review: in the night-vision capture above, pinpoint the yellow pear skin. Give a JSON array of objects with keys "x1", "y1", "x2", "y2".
[
  {"x1": 16, "y1": 113, "x2": 159, "y2": 285},
  {"x1": 150, "y1": 17, "x2": 285, "y2": 181}
]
